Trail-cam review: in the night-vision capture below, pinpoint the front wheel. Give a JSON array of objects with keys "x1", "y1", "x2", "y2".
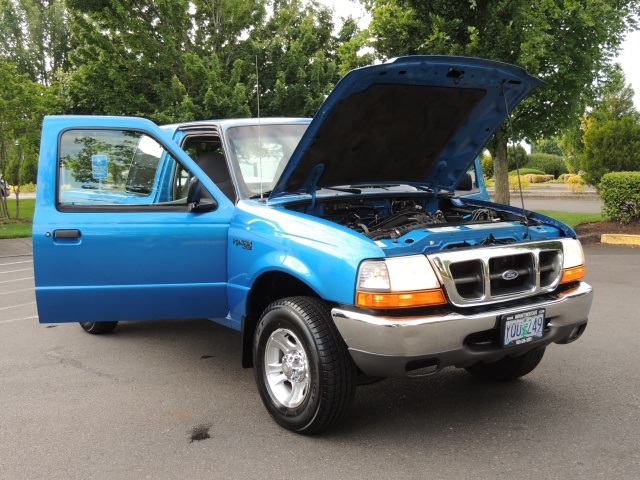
[
  {"x1": 79, "y1": 321, "x2": 118, "y2": 334},
  {"x1": 465, "y1": 347, "x2": 546, "y2": 382},
  {"x1": 253, "y1": 297, "x2": 356, "y2": 434}
]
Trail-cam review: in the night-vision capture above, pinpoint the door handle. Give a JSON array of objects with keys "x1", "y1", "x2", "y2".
[
  {"x1": 53, "y1": 229, "x2": 81, "y2": 243},
  {"x1": 54, "y1": 229, "x2": 81, "y2": 239}
]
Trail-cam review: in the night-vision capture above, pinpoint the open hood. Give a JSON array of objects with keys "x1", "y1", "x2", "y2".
[{"x1": 269, "y1": 56, "x2": 541, "y2": 199}]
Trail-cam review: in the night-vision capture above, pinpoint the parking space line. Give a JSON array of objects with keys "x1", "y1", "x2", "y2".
[
  {"x1": 0, "y1": 315, "x2": 38, "y2": 324},
  {"x1": 0, "y1": 277, "x2": 34, "y2": 284},
  {"x1": 0, "y1": 267, "x2": 33, "y2": 274},
  {"x1": 0, "y1": 260, "x2": 33, "y2": 266},
  {"x1": 0, "y1": 288, "x2": 34, "y2": 296},
  {"x1": 0, "y1": 301, "x2": 36, "y2": 311}
]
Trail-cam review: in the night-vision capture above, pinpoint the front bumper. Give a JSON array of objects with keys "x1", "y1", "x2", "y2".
[{"x1": 331, "y1": 281, "x2": 593, "y2": 378}]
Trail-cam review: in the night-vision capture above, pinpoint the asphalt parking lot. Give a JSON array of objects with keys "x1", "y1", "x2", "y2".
[{"x1": 1, "y1": 242, "x2": 639, "y2": 480}]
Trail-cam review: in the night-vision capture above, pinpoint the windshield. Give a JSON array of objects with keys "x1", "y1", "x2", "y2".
[{"x1": 225, "y1": 124, "x2": 308, "y2": 198}]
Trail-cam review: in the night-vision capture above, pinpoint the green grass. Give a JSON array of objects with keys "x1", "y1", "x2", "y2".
[
  {"x1": 537, "y1": 210, "x2": 603, "y2": 228},
  {"x1": 0, "y1": 198, "x2": 35, "y2": 239}
]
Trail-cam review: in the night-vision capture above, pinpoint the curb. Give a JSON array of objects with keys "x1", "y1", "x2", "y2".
[
  {"x1": 600, "y1": 234, "x2": 640, "y2": 247},
  {"x1": 577, "y1": 233, "x2": 602, "y2": 246}
]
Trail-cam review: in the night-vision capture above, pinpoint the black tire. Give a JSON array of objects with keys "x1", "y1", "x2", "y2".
[
  {"x1": 465, "y1": 347, "x2": 546, "y2": 382},
  {"x1": 253, "y1": 296, "x2": 357, "y2": 435},
  {"x1": 79, "y1": 321, "x2": 118, "y2": 335}
]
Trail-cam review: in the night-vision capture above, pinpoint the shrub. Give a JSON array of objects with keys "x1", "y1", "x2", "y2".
[
  {"x1": 509, "y1": 168, "x2": 545, "y2": 176},
  {"x1": 580, "y1": 116, "x2": 640, "y2": 185},
  {"x1": 599, "y1": 172, "x2": 640, "y2": 224},
  {"x1": 480, "y1": 151, "x2": 493, "y2": 178},
  {"x1": 509, "y1": 175, "x2": 530, "y2": 192},
  {"x1": 565, "y1": 175, "x2": 585, "y2": 193},
  {"x1": 564, "y1": 174, "x2": 579, "y2": 182},
  {"x1": 13, "y1": 182, "x2": 37, "y2": 193},
  {"x1": 481, "y1": 146, "x2": 527, "y2": 179},
  {"x1": 525, "y1": 174, "x2": 554, "y2": 183},
  {"x1": 524, "y1": 153, "x2": 568, "y2": 178},
  {"x1": 507, "y1": 145, "x2": 528, "y2": 171}
]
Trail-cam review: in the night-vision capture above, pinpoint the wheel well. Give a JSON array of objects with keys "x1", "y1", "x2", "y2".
[{"x1": 241, "y1": 271, "x2": 319, "y2": 368}]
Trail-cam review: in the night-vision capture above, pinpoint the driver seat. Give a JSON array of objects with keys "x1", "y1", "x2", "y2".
[{"x1": 195, "y1": 151, "x2": 236, "y2": 203}]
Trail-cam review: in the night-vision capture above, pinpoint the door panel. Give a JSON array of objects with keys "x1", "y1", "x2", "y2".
[{"x1": 34, "y1": 116, "x2": 233, "y2": 324}]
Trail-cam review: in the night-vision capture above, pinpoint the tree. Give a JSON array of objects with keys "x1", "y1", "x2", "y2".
[
  {"x1": 532, "y1": 137, "x2": 563, "y2": 157},
  {"x1": 0, "y1": 0, "x2": 71, "y2": 85},
  {"x1": 60, "y1": 0, "x2": 347, "y2": 122},
  {"x1": 507, "y1": 145, "x2": 528, "y2": 172},
  {"x1": 335, "y1": 16, "x2": 377, "y2": 75},
  {"x1": 578, "y1": 64, "x2": 640, "y2": 185},
  {"x1": 580, "y1": 116, "x2": 640, "y2": 184},
  {"x1": 360, "y1": 0, "x2": 640, "y2": 203},
  {"x1": 0, "y1": 60, "x2": 58, "y2": 219},
  {"x1": 589, "y1": 63, "x2": 638, "y2": 123},
  {"x1": 251, "y1": 0, "x2": 343, "y2": 117}
]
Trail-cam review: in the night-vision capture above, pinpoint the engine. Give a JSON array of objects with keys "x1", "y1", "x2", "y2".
[{"x1": 320, "y1": 197, "x2": 504, "y2": 242}]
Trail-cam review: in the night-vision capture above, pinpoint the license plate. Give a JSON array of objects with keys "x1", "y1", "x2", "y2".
[{"x1": 501, "y1": 308, "x2": 545, "y2": 348}]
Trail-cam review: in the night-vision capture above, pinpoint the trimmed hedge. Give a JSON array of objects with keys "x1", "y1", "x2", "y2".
[
  {"x1": 524, "y1": 153, "x2": 568, "y2": 178},
  {"x1": 525, "y1": 174, "x2": 554, "y2": 183},
  {"x1": 600, "y1": 172, "x2": 640, "y2": 224},
  {"x1": 509, "y1": 168, "x2": 545, "y2": 176},
  {"x1": 10, "y1": 182, "x2": 37, "y2": 193}
]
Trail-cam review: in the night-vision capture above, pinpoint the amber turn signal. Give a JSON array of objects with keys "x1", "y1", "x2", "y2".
[
  {"x1": 560, "y1": 265, "x2": 585, "y2": 284},
  {"x1": 356, "y1": 289, "x2": 447, "y2": 309}
]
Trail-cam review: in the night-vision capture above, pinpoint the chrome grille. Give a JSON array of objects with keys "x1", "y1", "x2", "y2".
[
  {"x1": 488, "y1": 253, "x2": 535, "y2": 296},
  {"x1": 428, "y1": 240, "x2": 565, "y2": 307}
]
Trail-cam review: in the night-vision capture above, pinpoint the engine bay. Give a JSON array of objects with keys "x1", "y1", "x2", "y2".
[
  {"x1": 284, "y1": 193, "x2": 565, "y2": 252},
  {"x1": 322, "y1": 197, "x2": 508, "y2": 242}
]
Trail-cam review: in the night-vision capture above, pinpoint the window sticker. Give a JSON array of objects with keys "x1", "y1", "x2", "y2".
[{"x1": 91, "y1": 155, "x2": 109, "y2": 180}]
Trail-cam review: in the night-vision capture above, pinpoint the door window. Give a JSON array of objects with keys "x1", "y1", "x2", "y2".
[{"x1": 58, "y1": 129, "x2": 197, "y2": 207}]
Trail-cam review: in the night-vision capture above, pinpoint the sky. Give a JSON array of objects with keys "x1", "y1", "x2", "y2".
[
  {"x1": 316, "y1": 0, "x2": 640, "y2": 110},
  {"x1": 616, "y1": 28, "x2": 640, "y2": 110}
]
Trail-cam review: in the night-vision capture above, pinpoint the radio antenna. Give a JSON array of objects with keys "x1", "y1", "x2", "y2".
[
  {"x1": 501, "y1": 80, "x2": 529, "y2": 239},
  {"x1": 256, "y1": 56, "x2": 264, "y2": 201}
]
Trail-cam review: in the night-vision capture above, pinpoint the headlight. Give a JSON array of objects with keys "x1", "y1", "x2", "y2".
[
  {"x1": 356, "y1": 255, "x2": 446, "y2": 309},
  {"x1": 357, "y1": 261, "x2": 391, "y2": 290},
  {"x1": 560, "y1": 238, "x2": 586, "y2": 284}
]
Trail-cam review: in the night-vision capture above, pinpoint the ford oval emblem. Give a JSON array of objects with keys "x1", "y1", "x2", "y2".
[{"x1": 502, "y1": 269, "x2": 519, "y2": 281}]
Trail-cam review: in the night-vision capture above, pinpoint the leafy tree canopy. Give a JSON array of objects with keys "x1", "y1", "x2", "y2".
[
  {"x1": 0, "y1": 60, "x2": 58, "y2": 217},
  {"x1": 360, "y1": 0, "x2": 640, "y2": 202},
  {"x1": 60, "y1": 0, "x2": 354, "y2": 122},
  {"x1": 0, "y1": 0, "x2": 70, "y2": 85},
  {"x1": 531, "y1": 137, "x2": 563, "y2": 157},
  {"x1": 579, "y1": 65, "x2": 640, "y2": 184}
]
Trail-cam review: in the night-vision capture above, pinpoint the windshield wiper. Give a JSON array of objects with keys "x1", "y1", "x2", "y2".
[
  {"x1": 250, "y1": 190, "x2": 273, "y2": 199},
  {"x1": 252, "y1": 189, "x2": 314, "y2": 199},
  {"x1": 323, "y1": 186, "x2": 362, "y2": 194},
  {"x1": 350, "y1": 183, "x2": 434, "y2": 193}
]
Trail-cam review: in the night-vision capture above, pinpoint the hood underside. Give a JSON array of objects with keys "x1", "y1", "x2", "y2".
[{"x1": 270, "y1": 56, "x2": 541, "y2": 199}]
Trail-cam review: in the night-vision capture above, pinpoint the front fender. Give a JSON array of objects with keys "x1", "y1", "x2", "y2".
[{"x1": 227, "y1": 201, "x2": 384, "y2": 323}]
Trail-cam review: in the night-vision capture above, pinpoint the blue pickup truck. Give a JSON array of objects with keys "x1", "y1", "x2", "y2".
[{"x1": 33, "y1": 56, "x2": 593, "y2": 434}]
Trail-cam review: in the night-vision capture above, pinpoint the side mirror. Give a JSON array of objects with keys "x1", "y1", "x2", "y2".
[{"x1": 187, "y1": 177, "x2": 217, "y2": 212}]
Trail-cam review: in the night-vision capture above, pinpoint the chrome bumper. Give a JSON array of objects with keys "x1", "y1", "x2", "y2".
[{"x1": 331, "y1": 282, "x2": 593, "y2": 378}]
